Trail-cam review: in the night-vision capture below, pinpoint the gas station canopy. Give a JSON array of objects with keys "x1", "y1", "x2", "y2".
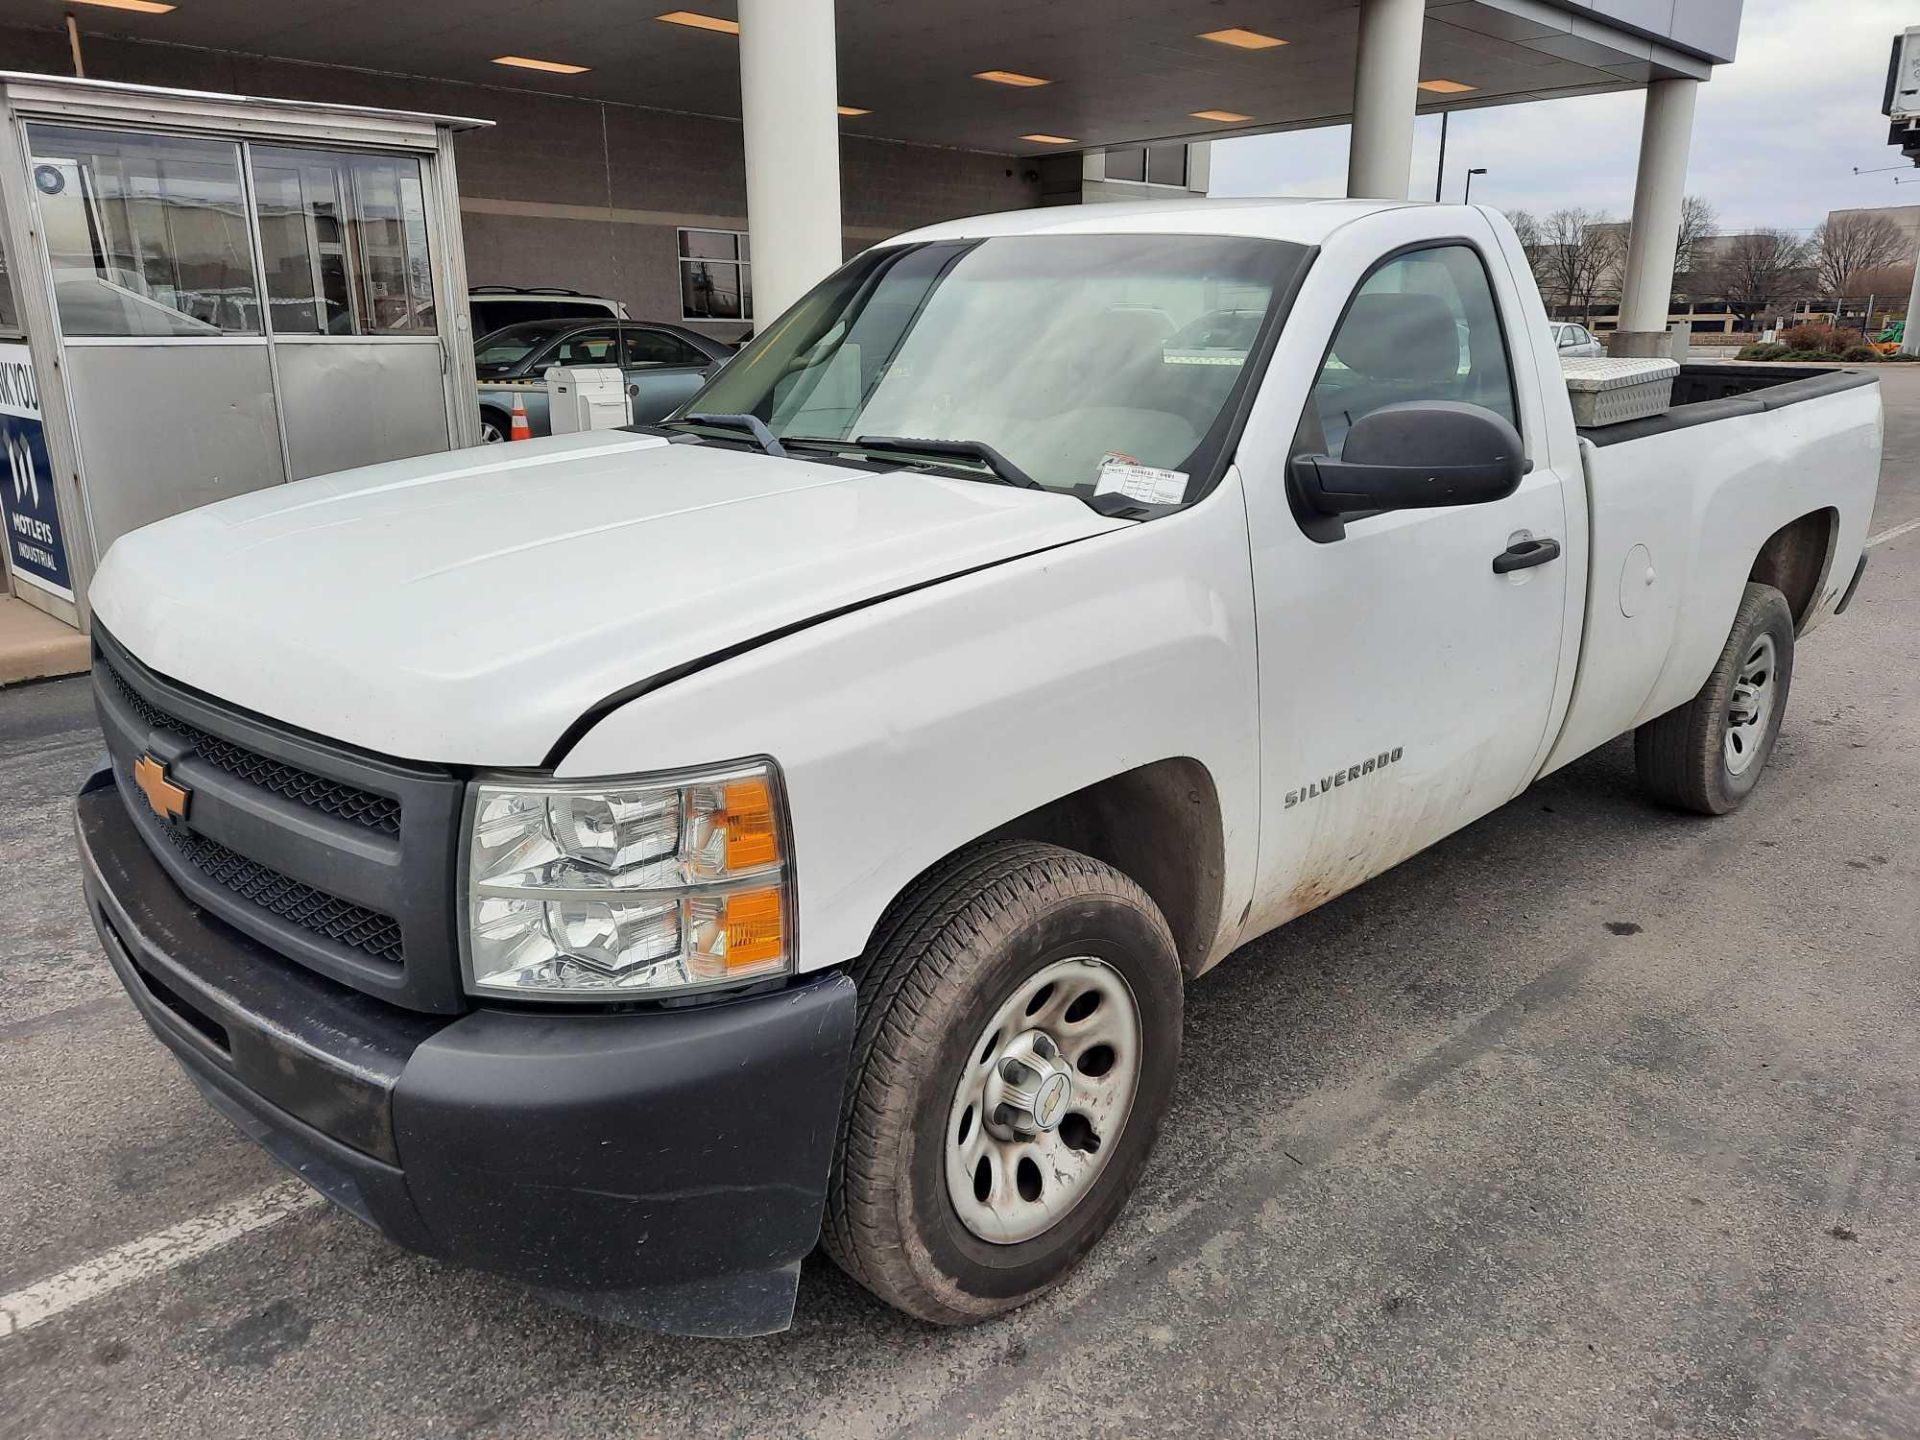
[{"x1": 0, "y1": 0, "x2": 1740, "y2": 155}]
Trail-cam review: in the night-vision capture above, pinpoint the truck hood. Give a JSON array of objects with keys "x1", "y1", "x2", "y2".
[{"x1": 91, "y1": 432, "x2": 1126, "y2": 765}]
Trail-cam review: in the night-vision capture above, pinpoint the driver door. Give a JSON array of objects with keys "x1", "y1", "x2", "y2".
[{"x1": 1238, "y1": 222, "x2": 1579, "y2": 936}]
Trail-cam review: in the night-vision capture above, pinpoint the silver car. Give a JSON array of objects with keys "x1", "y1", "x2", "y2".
[
  {"x1": 476, "y1": 319, "x2": 733, "y2": 441},
  {"x1": 1550, "y1": 321, "x2": 1606, "y2": 358}
]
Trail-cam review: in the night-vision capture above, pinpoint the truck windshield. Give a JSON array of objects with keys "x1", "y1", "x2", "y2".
[{"x1": 675, "y1": 233, "x2": 1309, "y2": 504}]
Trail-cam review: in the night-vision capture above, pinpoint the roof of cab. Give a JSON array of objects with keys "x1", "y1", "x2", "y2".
[{"x1": 885, "y1": 196, "x2": 1471, "y2": 249}]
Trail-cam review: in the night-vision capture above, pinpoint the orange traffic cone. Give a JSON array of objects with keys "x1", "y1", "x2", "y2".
[{"x1": 508, "y1": 394, "x2": 532, "y2": 441}]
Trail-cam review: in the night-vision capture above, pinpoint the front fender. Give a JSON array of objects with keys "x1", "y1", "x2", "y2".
[{"x1": 554, "y1": 475, "x2": 1263, "y2": 975}]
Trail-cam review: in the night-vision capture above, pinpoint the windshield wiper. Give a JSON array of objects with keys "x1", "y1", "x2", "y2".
[
  {"x1": 676, "y1": 412, "x2": 787, "y2": 457},
  {"x1": 844, "y1": 435, "x2": 1041, "y2": 490}
]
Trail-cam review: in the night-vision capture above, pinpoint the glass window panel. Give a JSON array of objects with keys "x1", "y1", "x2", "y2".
[
  {"x1": 251, "y1": 144, "x2": 435, "y2": 336},
  {"x1": 1105, "y1": 147, "x2": 1146, "y2": 183},
  {"x1": 679, "y1": 229, "x2": 740, "y2": 261},
  {"x1": 625, "y1": 327, "x2": 706, "y2": 367},
  {"x1": 681, "y1": 259, "x2": 747, "y2": 320},
  {"x1": 1307, "y1": 244, "x2": 1517, "y2": 459},
  {"x1": 0, "y1": 236, "x2": 20, "y2": 336},
  {"x1": 1146, "y1": 143, "x2": 1188, "y2": 187},
  {"x1": 29, "y1": 123, "x2": 260, "y2": 337},
  {"x1": 548, "y1": 326, "x2": 620, "y2": 367}
]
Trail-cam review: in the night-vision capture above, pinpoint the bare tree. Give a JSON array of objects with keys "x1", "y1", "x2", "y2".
[
  {"x1": 1505, "y1": 208, "x2": 1543, "y2": 257},
  {"x1": 1813, "y1": 211, "x2": 1909, "y2": 297},
  {"x1": 1533, "y1": 208, "x2": 1624, "y2": 323},
  {"x1": 1708, "y1": 229, "x2": 1814, "y2": 325},
  {"x1": 1676, "y1": 195, "x2": 1718, "y2": 277}
]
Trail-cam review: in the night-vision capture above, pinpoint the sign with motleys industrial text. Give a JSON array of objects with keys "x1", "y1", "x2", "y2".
[{"x1": 0, "y1": 341, "x2": 72, "y2": 601}]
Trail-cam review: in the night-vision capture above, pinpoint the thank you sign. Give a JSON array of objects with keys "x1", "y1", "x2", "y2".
[{"x1": 0, "y1": 342, "x2": 72, "y2": 601}]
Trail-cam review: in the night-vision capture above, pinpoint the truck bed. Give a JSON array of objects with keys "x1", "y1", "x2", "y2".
[
  {"x1": 1579, "y1": 362, "x2": 1879, "y2": 447},
  {"x1": 1546, "y1": 362, "x2": 1882, "y2": 776}
]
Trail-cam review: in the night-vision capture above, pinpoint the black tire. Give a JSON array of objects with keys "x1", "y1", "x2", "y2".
[
  {"x1": 1634, "y1": 581, "x2": 1796, "y2": 815},
  {"x1": 821, "y1": 840, "x2": 1183, "y2": 1325},
  {"x1": 479, "y1": 408, "x2": 509, "y2": 444}
]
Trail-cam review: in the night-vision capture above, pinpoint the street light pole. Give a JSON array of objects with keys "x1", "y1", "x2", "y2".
[
  {"x1": 1463, "y1": 166, "x2": 1487, "y2": 204},
  {"x1": 1434, "y1": 110, "x2": 1448, "y2": 203}
]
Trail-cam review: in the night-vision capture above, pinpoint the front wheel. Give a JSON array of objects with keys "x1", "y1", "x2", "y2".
[
  {"x1": 822, "y1": 841, "x2": 1182, "y2": 1325},
  {"x1": 1635, "y1": 581, "x2": 1796, "y2": 814},
  {"x1": 478, "y1": 409, "x2": 509, "y2": 444}
]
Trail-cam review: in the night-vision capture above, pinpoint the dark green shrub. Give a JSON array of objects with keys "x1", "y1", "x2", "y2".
[{"x1": 1841, "y1": 346, "x2": 1880, "y2": 363}]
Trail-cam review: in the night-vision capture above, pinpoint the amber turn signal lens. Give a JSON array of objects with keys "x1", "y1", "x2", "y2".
[
  {"x1": 723, "y1": 888, "x2": 784, "y2": 968},
  {"x1": 723, "y1": 777, "x2": 779, "y2": 869}
]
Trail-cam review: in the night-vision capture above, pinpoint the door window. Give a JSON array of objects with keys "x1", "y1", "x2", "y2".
[
  {"x1": 28, "y1": 124, "x2": 261, "y2": 337},
  {"x1": 624, "y1": 328, "x2": 707, "y2": 368},
  {"x1": 1306, "y1": 245, "x2": 1517, "y2": 459},
  {"x1": 547, "y1": 326, "x2": 620, "y2": 367}
]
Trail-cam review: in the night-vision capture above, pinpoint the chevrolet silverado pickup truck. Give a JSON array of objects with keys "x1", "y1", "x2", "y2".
[{"x1": 76, "y1": 199, "x2": 1882, "y2": 1336}]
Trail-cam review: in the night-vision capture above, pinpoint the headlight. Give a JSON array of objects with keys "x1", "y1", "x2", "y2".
[{"x1": 463, "y1": 761, "x2": 792, "y2": 1000}]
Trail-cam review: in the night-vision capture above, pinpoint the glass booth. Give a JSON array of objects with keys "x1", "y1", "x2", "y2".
[{"x1": 0, "y1": 72, "x2": 487, "y2": 630}]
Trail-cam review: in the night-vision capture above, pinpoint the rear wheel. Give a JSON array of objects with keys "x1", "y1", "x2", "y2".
[
  {"x1": 479, "y1": 409, "x2": 509, "y2": 444},
  {"x1": 822, "y1": 841, "x2": 1182, "y2": 1324},
  {"x1": 1634, "y1": 581, "x2": 1795, "y2": 815}
]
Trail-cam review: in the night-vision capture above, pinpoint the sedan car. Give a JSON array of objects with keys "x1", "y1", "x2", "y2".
[
  {"x1": 476, "y1": 319, "x2": 732, "y2": 441},
  {"x1": 1550, "y1": 321, "x2": 1606, "y2": 358}
]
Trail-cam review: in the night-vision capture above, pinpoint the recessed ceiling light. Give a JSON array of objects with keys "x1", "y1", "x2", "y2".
[
  {"x1": 493, "y1": 55, "x2": 591, "y2": 74},
  {"x1": 1190, "y1": 109, "x2": 1252, "y2": 123},
  {"x1": 69, "y1": 0, "x2": 176, "y2": 11},
  {"x1": 1418, "y1": 79, "x2": 1476, "y2": 93},
  {"x1": 976, "y1": 70, "x2": 1051, "y2": 87},
  {"x1": 1021, "y1": 134, "x2": 1076, "y2": 145},
  {"x1": 657, "y1": 10, "x2": 740, "y2": 35},
  {"x1": 837, "y1": 105, "x2": 871, "y2": 116},
  {"x1": 1197, "y1": 28, "x2": 1287, "y2": 50}
]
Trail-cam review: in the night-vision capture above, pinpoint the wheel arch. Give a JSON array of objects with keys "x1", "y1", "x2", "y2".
[
  {"x1": 864, "y1": 757, "x2": 1227, "y2": 978},
  {"x1": 1748, "y1": 507, "x2": 1838, "y2": 633}
]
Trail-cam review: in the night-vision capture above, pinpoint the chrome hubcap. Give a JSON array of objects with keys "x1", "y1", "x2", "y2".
[
  {"x1": 944, "y1": 956, "x2": 1142, "y2": 1245},
  {"x1": 1724, "y1": 632, "x2": 1777, "y2": 777}
]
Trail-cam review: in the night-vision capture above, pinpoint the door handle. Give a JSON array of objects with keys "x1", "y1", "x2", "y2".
[{"x1": 1492, "y1": 537, "x2": 1561, "y2": 574}]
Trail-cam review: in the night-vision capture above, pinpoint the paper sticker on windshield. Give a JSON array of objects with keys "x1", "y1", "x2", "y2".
[{"x1": 1095, "y1": 459, "x2": 1189, "y2": 506}]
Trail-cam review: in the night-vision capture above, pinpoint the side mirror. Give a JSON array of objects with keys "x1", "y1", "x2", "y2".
[{"x1": 1292, "y1": 400, "x2": 1527, "y2": 515}]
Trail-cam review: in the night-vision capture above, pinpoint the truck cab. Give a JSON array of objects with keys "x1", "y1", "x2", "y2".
[{"x1": 77, "y1": 199, "x2": 1881, "y2": 1335}]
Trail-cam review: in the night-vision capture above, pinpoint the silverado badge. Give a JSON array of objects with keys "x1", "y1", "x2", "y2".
[{"x1": 133, "y1": 753, "x2": 190, "y2": 823}]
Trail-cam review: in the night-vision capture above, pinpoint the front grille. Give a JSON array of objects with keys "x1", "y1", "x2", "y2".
[
  {"x1": 100, "y1": 657, "x2": 401, "y2": 836},
  {"x1": 93, "y1": 626, "x2": 468, "y2": 1013},
  {"x1": 151, "y1": 814, "x2": 405, "y2": 967}
]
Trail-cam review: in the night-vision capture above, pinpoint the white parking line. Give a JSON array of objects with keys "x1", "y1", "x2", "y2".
[
  {"x1": 0, "y1": 1182, "x2": 322, "y2": 1338},
  {"x1": 1867, "y1": 515, "x2": 1920, "y2": 549}
]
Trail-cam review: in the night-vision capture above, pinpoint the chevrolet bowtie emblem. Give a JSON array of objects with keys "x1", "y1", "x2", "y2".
[{"x1": 133, "y1": 753, "x2": 190, "y2": 824}]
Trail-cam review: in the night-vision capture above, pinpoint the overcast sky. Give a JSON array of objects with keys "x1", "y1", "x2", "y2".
[{"x1": 1209, "y1": 0, "x2": 1916, "y2": 237}]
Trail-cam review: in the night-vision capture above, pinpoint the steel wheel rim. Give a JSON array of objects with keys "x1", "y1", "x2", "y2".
[
  {"x1": 1724, "y1": 631, "x2": 1777, "y2": 777},
  {"x1": 943, "y1": 955, "x2": 1142, "y2": 1245}
]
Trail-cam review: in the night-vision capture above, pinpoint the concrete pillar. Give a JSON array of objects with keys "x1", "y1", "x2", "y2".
[
  {"x1": 1610, "y1": 77, "x2": 1700, "y2": 359},
  {"x1": 738, "y1": 0, "x2": 843, "y2": 323},
  {"x1": 1347, "y1": 0, "x2": 1424, "y2": 200}
]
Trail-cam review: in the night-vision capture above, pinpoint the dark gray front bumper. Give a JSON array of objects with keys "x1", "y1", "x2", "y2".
[{"x1": 77, "y1": 769, "x2": 857, "y2": 1336}]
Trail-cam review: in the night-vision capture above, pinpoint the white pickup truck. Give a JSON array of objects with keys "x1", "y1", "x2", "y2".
[{"x1": 77, "y1": 199, "x2": 1881, "y2": 1336}]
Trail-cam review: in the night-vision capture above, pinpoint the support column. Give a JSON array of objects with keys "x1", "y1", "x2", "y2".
[
  {"x1": 738, "y1": 0, "x2": 843, "y2": 324},
  {"x1": 1611, "y1": 77, "x2": 1700, "y2": 358},
  {"x1": 1347, "y1": 0, "x2": 1423, "y2": 200}
]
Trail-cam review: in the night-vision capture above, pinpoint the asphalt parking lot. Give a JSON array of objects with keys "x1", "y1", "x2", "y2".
[{"x1": 2, "y1": 371, "x2": 1918, "y2": 1440}]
